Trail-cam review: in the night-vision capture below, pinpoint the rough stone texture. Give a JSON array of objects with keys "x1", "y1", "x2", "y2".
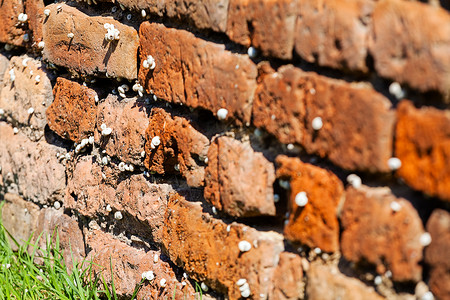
[
  {"x1": 0, "y1": 55, "x2": 53, "y2": 141},
  {"x1": 370, "y1": 0, "x2": 450, "y2": 95},
  {"x1": 269, "y1": 252, "x2": 304, "y2": 300},
  {"x1": 395, "y1": 101, "x2": 450, "y2": 201},
  {"x1": 96, "y1": 95, "x2": 148, "y2": 166},
  {"x1": 42, "y1": 3, "x2": 139, "y2": 80},
  {"x1": 144, "y1": 108, "x2": 210, "y2": 187},
  {"x1": 26, "y1": 0, "x2": 45, "y2": 45},
  {"x1": 0, "y1": 53, "x2": 9, "y2": 92},
  {"x1": 253, "y1": 64, "x2": 395, "y2": 172},
  {"x1": 341, "y1": 186, "x2": 425, "y2": 282},
  {"x1": 276, "y1": 155, "x2": 343, "y2": 253},
  {"x1": 104, "y1": 0, "x2": 229, "y2": 32},
  {"x1": 226, "y1": 0, "x2": 297, "y2": 59},
  {"x1": 204, "y1": 136, "x2": 276, "y2": 217},
  {"x1": 295, "y1": 0, "x2": 374, "y2": 72},
  {"x1": 139, "y1": 22, "x2": 257, "y2": 125},
  {"x1": 306, "y1": 263, "x2": 383, "y2": 300},
  {"x1": 1, "y1": 193, "x2": 42, "y2": 251},
  {"x1": 0, "y1": 123, "x2": 66, "y2": 204},
  {"x1": 46, "y1": 77, "x2": 97, "y2": 143},
  {"x1": 0, "y1": 0, "x2": 28, "y2": 46},
  {"x1": 425, "y1": 209, "x2": 450, "y2": 300},
  {"x1": 161, "y1": 193, "x2": 285, "y2": 300},
  {"x1": 66, "y1": 156, "x2": 170, "y2": 243},
  {"x1": 86, "y1": 230, "x2": 196, "y2": 299},
  {"x1": 1, "y1": 193, "x2": 85, "y2": 267}
]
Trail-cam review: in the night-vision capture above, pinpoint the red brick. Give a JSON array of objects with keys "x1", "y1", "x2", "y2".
[
  {"x1": 295, "y1": 0, "x2": 374, "y2": 72},
  {"x1": 0, "y1": 123, "x2": 66, "y2": 205},
  {"x1": 269, "y1": 252, "x2": 304, "y2": 299},
  {"x1": 0, "y1": 0, "x2": 28, "y2": 46},
  {"x1": 370, "y1": 0, "x2": 450, "y2": 95},
  {"x1": 204, "y1": 136, "x2": 276, "y2": 217},
  {"x1": 86, "y1": 230, "x2": 196, "y2": 299},
  {"x1": 161, "y1": 193, "x2": 284, "y2": 299},
  {"x1": 139, "y1": 22, "x2": 257, "y2": 125},
  {"x1": 341, "y1": 186, "x2": 425, "y2": 282},
  {"x1": 395, "y1": 101, "x2": 450, "y2": 201},
  {"x1": 253, "y1": 64, "x2": 395, "y2": 172},
  {"x1": 276, "y1": 155, "x2": 343, "y2": 253},
  {"x1": 66, "y1": 156, "x2": 170, "y2": 242},
  {"x1": 96, "y1": 95, "x2": 148, "y2": 166},
  {"x1": 306, "y1": 263, "x2": 384, "y2": 300},
  {"x1": 144, "y1": 108, "x2": 209, "y2": 187},
  {"x1": 46, "y1": 77, "x2": 97, "y2": 143},
  {"x1": 0, "y1": 55, "x2": 53, "y2": 141},
  {"x1": 425, "y1": 209, "x2": 450, "y2": 300},
  {"x1": 104, "y1": 0, "x2": 229, "y2": 32},
  {"x1": 226, "y1": 0, "x2": 297, "y2": 59},
  {"x1": 42, "y1": 3, "x2": 139, "y2": 80},
  {"x1": 25, "y1": 0, "x2": 45, "y2": 45},
  {"x1": 0, "y1": 54, "x2": 9, "y2": 90}
]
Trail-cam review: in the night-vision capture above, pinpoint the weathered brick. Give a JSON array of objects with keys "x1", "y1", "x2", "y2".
[
  {"x1": 370, "y1": 0, "x2": 450, "y2": 95},
  {"x1": 86, "y1": 230, "x2": 196, "y2": 299},
  {"x1": 276, "y1": 155, "x2": 343, "y2": 253},
  {"x1": 269, "y1": 252, "x2": 304, "y2": 299},
  {"x1": 144, "y1": 108, "x2": 209, "y2": 187},
  {"x1": 0, "y1": 55, "x2": 53, "y2": 141},
  {"x1": 253, "y1": 64, "x2": 395, "y2": 172},
  {"x1": 341, "y1": 186, "x2": 425, "y2": 282},
  {"x1": 139, "y1": 22, "x2": 257, "y2": 125},
  {"x1": 105, "y1": 0, "x2": 229, "y2": 32},
  {"x1": 66, "y1": 156, "x2": 170, "y2": 243},
  {"x1": 46, "y1": 77, "x2": 97, "y2": 143},
  {"x1": 425, "y1": 209, "x2": 450, "y2": 300},
  {"x1": 96, "y1": 95, "x2": 148, "y2": 166},
  {"x1": 226, "y1": 0, "x2": 297, "y2": 59},
  {"x1": 395, "y1": 101, "x2": 450, "y2": 201},
  {"x1": 204, "y1": 136, "x2": 276, "y2": 217},
  {"x1": 0, "y1": 53, "x2": 9, "y2": 92},
  {"x1": 295, "y1": 0, "x2": 374, "y2": 72},
  {"x1": 0, "y1": 0, "x2": 28, "y2": 46},
  {"x1": 161, "y1": 193, "x2": 284, "y2": 299},
  {"x1": 25, "y1": 0, "x2": 45, "y2": 45},
  {"x1": 0, "y1": 123, "x2": 66, "y2": 204},
  {"x1": 306, "y1": 263, "x2": 383, "y2": 300},
  {"x1": 42, "y1": 3, "x2": 139, "y2": 80}
]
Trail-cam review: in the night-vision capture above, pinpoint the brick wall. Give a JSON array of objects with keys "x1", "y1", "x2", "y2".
[{"x1": 0, "y1": 0, "x2": 449, "y2": 299}]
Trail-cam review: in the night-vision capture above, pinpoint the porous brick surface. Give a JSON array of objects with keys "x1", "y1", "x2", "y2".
[
  {"x1": 46, "y1": 77, "x2": 97, "y2": 143},
  {"x1": 341, "y1": 186, "x2": 425, "y2": 282},
  {"x1": 276, "y1": 155, "x2": 343, "y2": 253},
  {"x1": 306, "y1": 263, "x2": 384, "y2": 300},
  {"x1": 139, "y1": 22, "x2": 257, "y2": 125},
  {"x1": 269, "y1": 252, "x2": 304, "y2": 299},
  {"x1": 0, "y1": 0, "x2": 28, "y2": 46},
  {"x1": 96, "y1": 95, "x2": 148, "y2": 166},
  {"x1": 227, "y1": 0, "x2": 297, "y2": 59},
  {"x1": 25, "y1": 0, "x2": 45, "y2": 45},
  {"x1": 144, "y1": 108, "x2": 209, "y2": 187},
  {"x1": 0, "y1": 55, "x2": 53, "y2": 141},
  {"x1": 395, "y1": 100, "x2": 450, "y2": 201},
  {"x1": 295, "y1": 0, "x2": 374, "y2": 72},
  {"x1": 425, "y1": 209, "x2": 450, "y2": 300},
  {"x1": 161, "y1": 193, "x2": 284, "y2": 300},
  {"x1": 370, "y1": 0, "x2": 450, "y2": 94},
  {"x1": 0, "y1": 123, "x2": 66, "y2": 204},
  {"x1": 86, "y1": 230, "x2": 196, "y2": 299},
  {"x1": 253, "y1": 64, "x2": 395, "y2": 172},
  {"x1": 204, "y1": 136, "x2": 276, "y2": 217},
  {"x1": 42, "y1": 3, "x2": 139, "y2": 80}
]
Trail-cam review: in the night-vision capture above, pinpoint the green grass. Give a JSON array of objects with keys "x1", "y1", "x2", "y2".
[{"x1": 0, "y1": 203, "x2": 139, "y2": 300}]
